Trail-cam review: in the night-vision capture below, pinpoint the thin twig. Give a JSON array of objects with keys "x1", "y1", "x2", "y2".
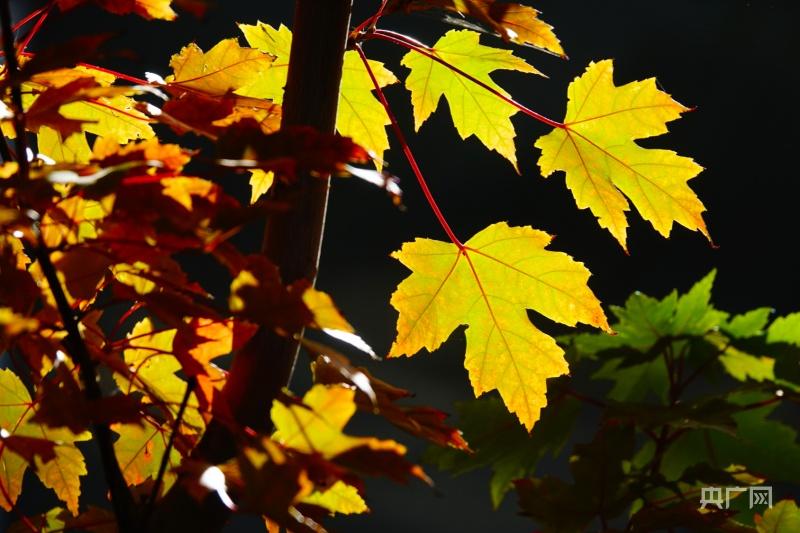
[
  {"x1": 34, "y1": 235, "x2": 137, "y2": 532},
  {"x1": 0, "y1": 0, "x2": 30, "y2": 180},
  {"x1": 16, "y1": 2, "x2": 51, "y2": 56},
  {"x1": 143, "y1": 376, "x2": 197, "y2": 526},
  {"x1": 351, "y1": 0, "x2": 389, "y2": 36}
]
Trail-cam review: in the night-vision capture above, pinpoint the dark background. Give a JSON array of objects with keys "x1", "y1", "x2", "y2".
[{"x1": 4, "y1": 1, "x2": 799, "y2": 531}]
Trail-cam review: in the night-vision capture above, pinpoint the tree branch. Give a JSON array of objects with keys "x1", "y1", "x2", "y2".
[
  {"x1": 34, "y1": 238, "x2": 138, "y2": 531},
  {"x1": 149, "y1": 1, "x2": 354, "y2": 529},
  {"x1": 0, "y1": 0, "x2": 30, "y2": 179},
  {"x1": 3, "y1": 0, "x2": 136, "y2": 528}
]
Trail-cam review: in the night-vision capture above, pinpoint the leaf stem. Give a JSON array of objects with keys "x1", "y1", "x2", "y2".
[
  {"x1": 76, "y1": 61, "x2": 150, "y2": 85},
  {"x1": 11, "y1": 2, "x2": 50, "y2": 33},
  {"x1": 367, "y1": 29, "x2": 565, "y2": 130},
  {"x1": 144, "y1": 376, "x2": 196, "y2": 526},
  {"x1": 355, "y1": 43, "x2": 463, "y2": 248},
  {"x1": 1, "y1": 0, "x2": 30, "y2": 181},
  {"x1": 16, "y1": 1, "x2": 52, "y2": 55}
]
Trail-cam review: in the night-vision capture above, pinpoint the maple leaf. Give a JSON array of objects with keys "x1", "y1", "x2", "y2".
[
  {"x1": 115, "y1": 318, "x2": 205, "y2": 431},
  {"x1": 401, "y1": 29, "x2": 540, "y2": 169},
  {"x1": 56, "y1": 0, "x2": 177, "y2": 20},
  {"x1": 33, "y1": 67, "x2": 154, "y2": 143},
  {"x1": 31, "y1": 368, "x2": 144, "y2": 433},
  {"x1": 303, "y1": 287, "x2": 375, "y2": 356},
  {"x1": 301, "y1": 480, "x2": 368, "y2": 515},
  {"x1": 237, "y1": 23, "x2": 292, "y2": 103},
  {"x1": 25, "y1": 78, "x2": 100, "y2": 138},
  {"x1": 167, "y1": 39, "x2": 274, "y2": 97},
  {"x1": 389, "y1": 222, "x2": 609, "y2": 430},
  {"x1": 535, "y1": 60, "x2": 708, "y2": 249},
  {"x1": 4, "y1": 66, "x2": 153, "y2": 145},
  {"x1": 756, "y1": 500, "x2": 800, "y2": 533},
  {"x1": 312, "y1": 350, "x2": 468, "y2": 450},
  {"x1": 38, "y1": 126, "x2": 91, "y2": 163},
  {"x1": 388, "y1": 0, "x2": 564, "y2": 55},
  {"x1": 0, "y1": 369, "x2": 90, "y2": 515},
  {"x1": 113, "y1": 420, "x2": 181, "y2": 488},
  {"x1": 248, "y1": 170, "x2": 274, "y2": 203},
  {"x1": 92, "y1": 137, "x2": 192, "y2": 172},
  {"x1": 155, "y1": 91, "x2": 281, "y2": 140},
  {"x1": 272, "y1": 384, "x2": 407, "y2": 459},
  {"x1": 238, "y1": 22, "x2": 397, "y2": 177},
  {"x1": 216, "y1": 123, "x2": 369, "y2": 181}
]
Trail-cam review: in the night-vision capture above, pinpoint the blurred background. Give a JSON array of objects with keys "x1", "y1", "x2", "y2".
[{"x1": 4, "y1": 0, "x2": 798, "y2": 531}]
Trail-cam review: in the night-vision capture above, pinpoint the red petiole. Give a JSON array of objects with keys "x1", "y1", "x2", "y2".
[
  {"x1": 355, "y1": 43, "x2": 463, "y2": 249},
  {"x1": 367, "y1": 29, "x2": 566, "y2": 130}
]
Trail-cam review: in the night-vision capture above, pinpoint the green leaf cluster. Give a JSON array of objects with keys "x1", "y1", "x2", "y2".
[{"x1": 426, "y1": 271, "x2": 800, "y2": 532}]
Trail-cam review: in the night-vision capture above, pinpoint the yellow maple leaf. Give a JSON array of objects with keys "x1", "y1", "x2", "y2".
[
  {"x1": 303, "y1": 286, "x2": 375, "y2": 356},
  {"x1": 113, "y1": 420, "x2": 180, "y2": 489},
  {"x1": 37, "y1": 126, "x2": 91, "y2": 164},
  {"x1": 392, "y1": 0, "x2": 564, "y2": 55},
  {"x1": 56, "y1": 0, "x2": 176, "y2": 20},
  {"x1": 389, "y1": 222, "x2": 609, "y2": 429},
  {"x1": 401, "y1": 29, "x2": 541, "y2": 170},
  {"x1": 248, "y1": 169, "x2": 274, "y2": 204},
  {"x1": 115, "y1": 318, "x2": 204, "y2": 431},
  {"x1": 237, "y1": 23, "x2": 293, "y2": 104},
  {"x1": 303, "y1": 287, "x2": 354, "y2": 333},
  {"x1": 40, "y1": 195, "x2": 115, "y2": 248},
  {"x1": 167, "y1": 39, "x2": 275, "y2": 97},
  {"x1": 271, "y1": 384, "x2": 406, "y2": 458},
  {"x1": 18, "y1": 66, "x2": 154, "y2": 145},
  {"x1": 159, "y1": 176, "x2": 217, "y2": 210},
  {"x1": 0, "y1": 369, "x2": 90, "y2": 515},
  {"x1": 301, "y1": 480, "x2": 368, "y2": 515},
  {"x1": 128, "y1": 0, "x2": 176, "y2": 20},
  {"x1": 535, "y1": 59, "x2": 708, "y2": 250},
  {"x1": 37, "y1": 68, "x2": 153, "y2": 143},
  {"x1": 238, "y1": 22, "x2": 398, "y2": 172}
]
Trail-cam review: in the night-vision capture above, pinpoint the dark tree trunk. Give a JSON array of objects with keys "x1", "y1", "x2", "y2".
[{"x1": 148, "y1": 1, "x2": 353, "y2": 530}]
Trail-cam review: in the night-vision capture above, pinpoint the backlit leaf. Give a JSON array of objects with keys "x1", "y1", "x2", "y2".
[
  {"x1": 237, "y1": 23, "x2": 292, "y2": 103},
  {"x1": 0, "y1": 369, "x2": 34, "y2": 511},
  {"x1": 248, "y1": 170, "x2": 274, "y2": 203},
  {"x1": 389, "y1": 222, "x2": 609, "y2": 429},
  {"x1": 0, "y1": 369, "x2": 90, "y2": 515},
  {"x1": 312, "y1": 350, "x2": 467, "y2": 449},
  {"x1": 113, "y1": 420, "x2": 180, "y2": 489},
  {"x1": 272, "y1": 384, "x2": 407, "y2": 459},
  {"x1": 756, "y1": 500, "x2": 800, "y2": 533},
  {"x1": 37, "y1": 126, "x2": 91, "y2": 164},
  {"x1": 56, "y1": 0, "x2": 177, "y2": 20},
  {"x1": 301, "y1": 480, "x2": 368, "y2": 515},
  {"x1": 767, "y1": 312, "x2": 800, "y2": 346},
  {"x1": 536, "y1": 59, "x2": 708, "y2": 249},
  {"x1": 115, "y1": 318, "x2": 204, "y2": 430},
  {"x1": 725, "y1": 308, "x2": 773, "y2": 338},
  {"x1": 389, "y1": 0, "x2": 564, "y2": 55},
  {"x1": 167, "y1": 39, "x2": 274, "y2": 97},
  {"x1": 239, "y1": 23, "x2": 398, "y2": 166},
  {"x1": 20, "y1": 66, "x2": 154, "y2": 144},
  {"x1": 401, "y1": 29, "x2": 540, "y2": 169}
]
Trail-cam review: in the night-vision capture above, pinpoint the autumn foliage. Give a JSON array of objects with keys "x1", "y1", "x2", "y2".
[{"x1": 0, "y1": 1, "x2": 798, "y2": 532}]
